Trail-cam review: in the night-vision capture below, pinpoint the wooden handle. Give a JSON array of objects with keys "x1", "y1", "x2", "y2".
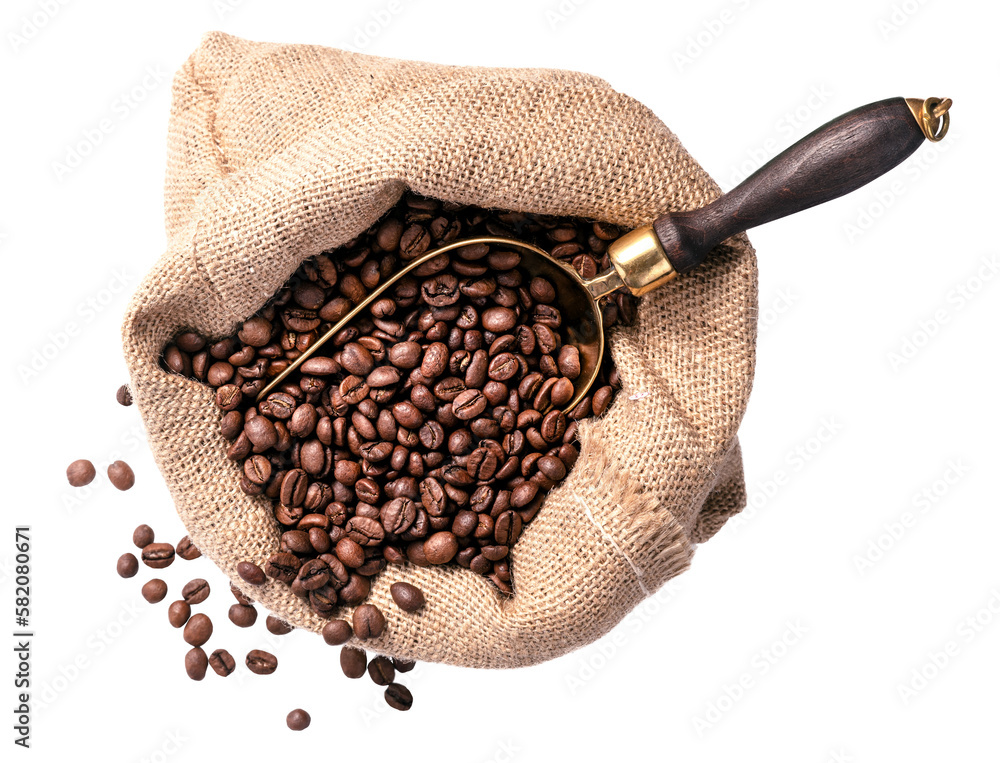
[{"x1": 654, "y1": 97, "x2": 930, "y2": 273}]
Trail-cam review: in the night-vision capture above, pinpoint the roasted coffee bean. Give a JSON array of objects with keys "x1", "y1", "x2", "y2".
[
  {"x1": 352, "y1": 603, "x2": 386, "y2": 639},
  {"x1": 66, "y1": 459, "x2": 96, "y2": 487},
  {"x1": 182, "y1": 578, "x2": 211, "y2": 605},
  {"x1": 132, "y1": 524, "x2": 154, "y2": 548},
  {"x1": 107, "y1": 460, "x2": 135, "y2": 491},
  {"x1": 368, "y1": 655, "x2": 396, "y2": 686},
  {"x1": 423, "y1": 531, "x2": 459, "y2": 564},
  {"x1": 229, "y1": 604, "x2": 258, "y2": 628},
  {"x1": 185, "y1": 647, "x2": 208, "y2": 681},
  {"x1": 340, "y1": 646, "x2": 367, "y2": 678},
  {"x1": 384, "y1": 683, "x2": 413, "y2": 711},
  {"x1": 246, "y1": 649, "x2": 278, "y2": 675},
  {"x1": 237, "y1": 561, "x2": 267, "y2": 586},
  {"x1": 346, "y1": 516, "x2": 385, "y2": 546},
  {"x1": 176, "y1": 535, "x2": 201, "y2": 560},
  {"x1": 117, "y1": 553, "x2": 138, "y2": 578},
  {"x1": 322, "y1": 619, "x2": 353, "y2": 645},
  {"x1": 184, "y1": 613, "x2": 213, "y2": 646},
  {"x1": 393, "y1": 658, "x2": 416, "y2": 673},
  {"x1": 452, "y1": 389, "x2": 487, "y2": 420},
  {"x1": 265, "y1": 553, "x2": 301, "y2": 583},
  {"x1": 116, "y1": 384, "x2": 133, "y2": 406},
  {"x1": 141, "y1": 543, "x2": 175, "y2": 569},
  {"x1": 390, "y1": 582, "x2": 425, "y2": 612},
  {"x1": 265, "y1": 616, "x2": 293, "y2": 635},
  {"x1": 209, "y1": 648, "x2": 236, "y2": 677},
  {"x1": 168, "y1": 600, "x2": 191, "y2": 628},
  {"x1": 380, "y1": 497, "x2": 417, "y2": 535},
  {"x1": 142, "y1": 579, "x2": 168, "y2": 603},
  {"x1": 286, "y1": 709, "x2": 311, "y2": 731}
]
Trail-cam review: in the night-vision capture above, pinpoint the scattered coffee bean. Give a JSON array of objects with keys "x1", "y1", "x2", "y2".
[
  {"x1": 389, "y1": 582, "x2": 425, "y2": 612},
  {"x1": 286, "y1": 709, "x2": 311, "y2": 731},
  {"x1": 67, "y1": 459, "x2": 96, "y2": 487},
  {"x1": 183, "y1": 613, "x2": 213, "y2": 646},
  {"x1": 142, "y1": 579, "x2": 168, "y2": 603},
  {"x1": 393, "y1": 658, "x2": 416, "y2": 673},
  {"x1": 117, "y1": 553, "x2": 138, "y2": 578},
  {"x1": 352, "y1": 604, "x2": 385, "y2": 640},
  {"x1": 368, "y1": 655, "x2": 395, "y2": 686},
  {"x1": 107, "y1": 460, "x2": 135, "y2": 491},
  {"x1": 141, "y1": 543, "x2": 175, "y2": 569},
  {"x1": 322, "y1": 619, "x2": 353, "y2": 645},
  {"x1": 237, "y1": 561, "x2": 267, "y2": 586},
  {"x1": 168, "y1": 600, "x2": 191, "y2": 628},
  {"x1": 209, "y1": 648, "x2": 236, "y2": 677},
  {"x1": 384, "y1": 683, "x2": 413, "y2": 711},
  {"x1": 265, "y1": 616, "x2": 293, "y2": 635},
  {"x1": 246, "y1": 649, "x2": 278, "y2": 675},
  {"x1": 116, "y1": 384, "x2": 133, "y2": 406},
  {"x1": 229, "y1": 604, "x2": 258, "y2": 628},
  {"x1": 182, "y1": 579, "x2": 210, "y2": 605},
  {"x1": 132, "y1": 524, "x2": 154, "y2": 548},
  {"x1": 176, "y1": 535, "x2": 201, "y2": 560},
  {"x1": 340, "y1": 646, "x2": 367, "y2": 679},
  {"x1": 185, "y1": 647, "x2": 208, "y2": 681}
]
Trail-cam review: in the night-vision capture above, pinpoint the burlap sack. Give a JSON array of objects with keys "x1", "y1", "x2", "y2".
[{"x1": 122, "y1": 32, "x2": 757, "y2": 669}]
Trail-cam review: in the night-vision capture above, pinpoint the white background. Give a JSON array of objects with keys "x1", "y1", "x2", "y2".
[{"x1": 2, "y1": 0, "x2": 997, "y2": 760}]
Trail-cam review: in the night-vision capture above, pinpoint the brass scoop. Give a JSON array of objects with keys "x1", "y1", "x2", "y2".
[{"x1": 259, "y1": 96, "x2": 950, "y2": 412}]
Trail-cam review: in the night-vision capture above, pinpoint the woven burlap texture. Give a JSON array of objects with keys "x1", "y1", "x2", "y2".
[{"x1": 122, "y1": 32, "x2": 757, "y2": 669}]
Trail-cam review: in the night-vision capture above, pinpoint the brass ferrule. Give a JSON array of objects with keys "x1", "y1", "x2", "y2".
[
  {"x1": 605, "y1": 224, "x2": 677, "y2": 297},
  {"x1": 905, "y1": 97, "x2": 951, "y2": 142}
]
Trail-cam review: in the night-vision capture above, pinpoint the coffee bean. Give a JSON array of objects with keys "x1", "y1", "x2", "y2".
[
  {"x1": 141, "y1": 543, "x2": 175, "y2": 569},
  {"x1": 184, "y1": 613, "x2": 213, "y2": 646},
  {"x1": 209, "y1": 648, "x2": 236, "y2": 677},
  {"x1": 132, "y1": 524, "x2": 154, "y2": 548},
  {"x1": 168, "y1": 600, "x2": 191, "y2": 628},
  {"x1": 340, "y1": 646, "x2": 367, "y2": 679},
  {"x1": 352, "y1": 603, "x2": 385, "y2": 639},
  {"x1": 389, "y1": 582, "x2": 425, "y2": 612},
  {"x1": 176, "y1": 535, "x2": 201, "y2": 561},
  {"x1": 107, "y1": 460, "x2": 135, "y2": 491},
  {"x1": 393, "y1": 658, "x2": 416, "y2": 673},
  {"x1": 380, "y1": 497, "x2": 417, "y2": 535},
  {"x1": 246, "y1": 649, "x2": 278, "y2": 675},
  {"x1": 117, "y1": 553, "x2": 138, "y2": 578},
  {"x1": 423, "y1": 531, "x2": 458, "y2": 564},
  {"x1": 66, "y1": 459, "x2": 96, "y2": 487},
  {"x1": 182, "y1": 578, "x2": 211, "y2": 605},
  {"x1": 368, "y1": 655, "x2": 396, "y2": 686},
  {"x1": 229, "y1": 604, "x2": 258, "y2": 628},
  {"x1": 265, "y1": 552, "x2": 301, "y2": 583},
  {"x1": 142, "y1": 579, "x2": 167, "y2": 603},
  {"x1": 322, "y1": 619, "x2": 353, "y2": 645},
  {"x1": 286, "y1": 709, "x2": 311, "y2": 731},
  {"x1": 265, "y1": 616, "x2": 293, "y2": 635},
  {"x1": 185, "y1": 647, "x2": 208, "y2": 681},
  {"x1": 346, "y1": 516, "x2": 385, "y2": 547},
  {"x1": 384, "y1": 683, "x2": 413, "y2": 711},
  {"x1": 338, "y1": 573, "x2": 371, "y2": 605},
  {"x1": 452, "y1": 388, "x2": 486, "y2": 420},
  {"x1": 237, "y1": 561, "x2": 266, "y2": 586}
]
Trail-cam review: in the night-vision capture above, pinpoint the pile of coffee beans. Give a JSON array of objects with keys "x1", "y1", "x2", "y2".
[{"x1": 161, "y1": 193, "x2": 633, "y2": 621}]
